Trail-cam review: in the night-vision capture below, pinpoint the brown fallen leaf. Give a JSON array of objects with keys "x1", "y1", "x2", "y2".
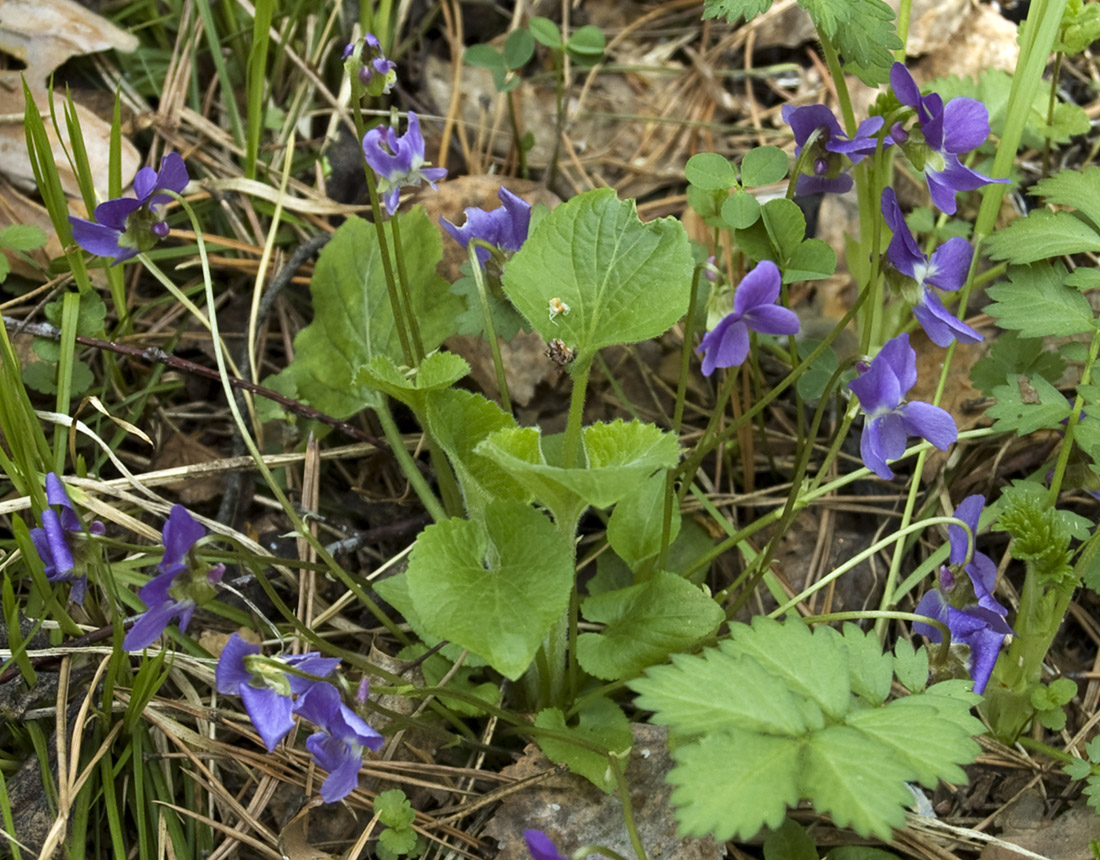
[
  {"x1": 149, "y1": 433, "x2": 226, "y2": 505},
  {"x1": 0, "y1": 0, "x2": 137, "y2": 77}
]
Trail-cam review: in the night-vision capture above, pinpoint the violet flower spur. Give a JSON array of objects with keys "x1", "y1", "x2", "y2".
[
  {"x1": 29, "y1": 472, "x2": 105, "y2": 605},
  {"x1": 697, "y1": 260, "x2": 800, "y2": 376},
  {"x1": 123, "y1": 505, "x2": 225, "y2": 651},
  {"x1": 848, "y1": 333, "x2": 957, "y2": 480},
  {"x1": 342, "y1": 33, "x2": 396, "y2": 97},
  {"x1": 913, "y1": 495, "x2": 1012, "y2": 694},
  {"x1": 362, "y1": 112, "x2": 447, "y2": 215},
  {"x1": 215, "y1": 633, "x2": 341, "y2": 752},
  {"x1": 69, "y1": 152, "x2": 189, "y2": 264},
  {"x1": 880, "y1": 188, "x2": 981, "y2": 347},
  {"x1": 294, "y1": 681, "x2": 384, "y2": 802},
  {"x1": 782, "y1": 104, "x2": 884, "y2": 195},
  {"x1": 889, "y1": 63, "x2": 1006, "y2": 215},
  {"x1": 440, "y1": 186, "x2": 531, "y2": 265},
  {"x1": 524, "y1": 830, "x2": 569, "y2": 860}
]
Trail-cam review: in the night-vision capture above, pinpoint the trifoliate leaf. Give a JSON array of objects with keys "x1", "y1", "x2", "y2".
[
  {"x1": 577, "y1": 571, "x2": 723, "y2": 681},
  {"x1": 686, "y1": 153, "x2": 737, "y2": 190},
  {"x1": 984, "y1": 262, "x2": 1095, "y2": 338},
  {"x1": 502, "y1": 188, "x2": 693, "y2": 358},
  {"x1": 987, "y1": 374, "x2": 1072, "y2": 436},
  {"x1": 404, "y1": 501, "x2": 573, "y2": 679},
  {"x1": 721, "y1": 617, "x2": 850, "y2": 720},
  {"x1": 803, "y1": 725, "x2": 914, "y2": 841},
  {"x1": 984, "y1": 211, "x2": 1100, "y2": 265},
  {"x1": 740, "y1": 146, "x2": 789, "y2": 187},
  {"x1": 630, "y1": 647, "x2": 821, "y2": 737},
  {"x1": 535, "y1": 696, "x2": 632, "y2": 793},
  {"x1": 266, "y1": 211, "x2": 460, "y2": 419}
]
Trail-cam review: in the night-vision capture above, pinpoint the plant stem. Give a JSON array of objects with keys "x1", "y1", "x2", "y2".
[
  {"x1": 562, "y1": 359, "x2": 592, "y2": 469},
  {"x1": 374, "y1": 399, "x2": 447, "y2": 522},
  {"x1": 388, "y1": 210, "x2": 425, "y2": 361},
  {"x1": 469, "y1": 241, "x2": 512, "y2": 414}
]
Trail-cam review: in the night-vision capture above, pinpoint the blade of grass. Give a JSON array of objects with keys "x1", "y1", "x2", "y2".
[{"x1": 244, "y1": 0, "x2": 274, "y2": 179}]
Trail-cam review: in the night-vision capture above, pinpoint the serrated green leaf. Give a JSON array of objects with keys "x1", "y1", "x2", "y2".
[
  {"x1": 476, "y1": 420, "x2": 680, "y2": 528},
  {"x1": 668, "y1": 728, "x2": 801, "y2": 841},
  {"x1": 379, "y1": 828, "x2": 418, "y2": 855},
  {"x1": 375, "y1": 789, "x2": 415, "y2": 829},
  {"x1": 799, "y1": 0, "x2": 900, "y2": 86},
  {"x1": 722, "y1": 617, "x2": 850, "y2": 720},
  {"x1": 535, "y1": 696, "x2": 632, "y2": 793},
  {"x1": 1038, "y1": 102, "x2": 1091, "y2": 145},
  {"x1": 577, "y1": 571, "x2": 723, "y2": 680},
  {"x1": 1032, "y1": 167, "x2": 1100, "y2": 232},
  {"x1": 836, "y1": 623, "x2": 893, "y2": 706},
  {"x1": 685, "y1": 153, "x2": 737, "y2": 191},
  {"x1": 784, "y1": 238, "x2": 836, "y2": 282},
  {"x1": 355, "y1": 352, "x2": 469, "y2": 413},
  {"x1": 267, "y1": 211, "x2": 461, "y2": 420},
  {"x1": 740, "y1": 146, "x2": 788, "y2": 187},
  {"x1": 606, "y1": 471, "x2": 678, "y2": 569},
  {"x1": 404, "y1": 502, "x2": 573, "y2": 679},
  {"x1": 892, "y1": 639, "x2": 929, "y2": 693},
  {"x1": 985, "y1": 211, "x2": 1100, "y2": 264},
  {"x1": 803, "y1": 725, "x2": 914, "y2": 840},
  {"x1": 970, "y1": 331, "x2": 1065, "y2": 396},
  {"x1": 984, "y1": 262, "x2": 1095, "y2": 338},
  {"x1": 721, "y1": 190, "x2": 761, "y2": 230},
  {"x1": 987, "y1": 375, "x2": 1072, "y2": 436},
  {"x1": 0, "y1": 224, "x2": 47, "y2": 252},
  {"x1": 1066, "y1": 269, "x2": 1100, "y2": 290},
  {"x1": 701, "y1": 0, "x2": 774, "y2": 23},
  {"x1": 528, "y1": 17, "x2": 562, "y2": 47},
  {"x1": 763, "y1": 818, "x2": 818, "y2": 860},
  {"x1": 45, "y1": 291, "x2": 106, "y2": 337},
  {"x1": 425, "y1": 389, "x2": 529, "y2": 517},
  {"x1": 630, "y1": 646, "x2": 820, "y2": 737},
  {"x1": 843, "y1": 702, "x2": 978, "y2": 787},
  {"x1": 503, "y1": 29, "x2": 535, "y2": 69},
  {"x1": 1049, "y1": 677, "x2": 1078, "y2": 704},
  {"x1": 1065, "y1": 759, "x2": 1092, "y2": 781},
  {"x1": 502, "y1": 188, "x2": 693, "y2": 355},
  {"x1": 1038, "y1": 708, "x2": 1067, "y2": 731}
]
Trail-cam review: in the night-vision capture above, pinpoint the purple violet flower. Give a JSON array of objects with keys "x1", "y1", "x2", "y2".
[
  {"x1": 889, "y1": 63, "x2": 1007, "y2": 215},
  {"x1": 523, "y1": 830, "x2": 569, "y2": 860},
  {"x1": 123, "y1": 505, "x2": 225, "y2": 651},
  {"x1": 697, "y1": 260, "x2": 800, "y2": 375},
  {"x1": 848, "y1": 333, "x2": 958, "y2": 479},
  {"x1": 69, "y1": 153, "x2": 190, "y2": 264},
  {"x1": 913, "y1": 495, "x2": 1012, "y2": 694},
  {"x1": 880, "y1": 188, "x2": 981, "y2": 347},
  {"x1": 440, "y1": 186, "x2": 531, "y2": 266},
  {"x1": 362, "y1": 112, "x2": 447, "y2": 215},
  {"x1": 215, "y1": 633, "x2": 341, "y2": 752},
  {"x1": 294, "y1": 681, "x2": 385, "y2": 802},
  {"x1": 782, "y1": 104, "x2": 884, "y2": 195},
  {"x1": 342, "y1": 33, "x2": 396, "y2": 96},
  {"x1": 29, "y1": 472, "x2": 105, "y2": 605}
]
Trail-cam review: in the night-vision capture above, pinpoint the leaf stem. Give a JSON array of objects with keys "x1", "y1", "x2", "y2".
[
  {"x1": 562, "y1": 359, "x2": 592, "y2": 469},
  {"x1": 374, "y1": 399, "x2": 448, "y2": 522},
  {"x1": 468, "y1": 240, "x2": 512, "y2": 414}
]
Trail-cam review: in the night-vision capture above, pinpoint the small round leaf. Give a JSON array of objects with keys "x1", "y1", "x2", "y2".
[{"x1": 685, "y1": 152, "x2": 737, "y2": 190}]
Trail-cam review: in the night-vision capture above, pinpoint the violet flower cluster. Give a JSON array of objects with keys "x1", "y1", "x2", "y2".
[
  {"x1": 441, "y1": 186, "x2": 532, "y2": 266},
  {"x1": 524, "y1": 830, "x2": 569, "y2": 860},
  {"x1": 880, "y1": 188, "x2": 980, "y2": 347},
  {"x1": 123, "y1": 505, "x2": 225, "y2": 651},
  {"x1": 69, "y1": 153, "x2": 189, "y2": 264},
  {"x1": 30, "y1": 473, "x2": 104, "y2": 605},
  {"x1": 783, "y1": 104, "x2": 883, "y2": 195},
  {"x1": 848, "y1": 333, "x2": 957, "y2": 480},
  {"x1": 363, "y1": 112, "x2": 447, "y2": 215},
  {"x1": 889, "y1": 63, "x2": 1007, "y2": 215},
  {"x1": 697, "y1": 260, "x2": 800, "y2": 376},
  {"x1": 342, "y1": 33, "x2": 396, "y2": 96},
  {"x1": 913, "y1": 495, "x2": 1012, "y2": 693},
  {"x1": 216, "y1": 634, "x2": 384, "y2": 802}
]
